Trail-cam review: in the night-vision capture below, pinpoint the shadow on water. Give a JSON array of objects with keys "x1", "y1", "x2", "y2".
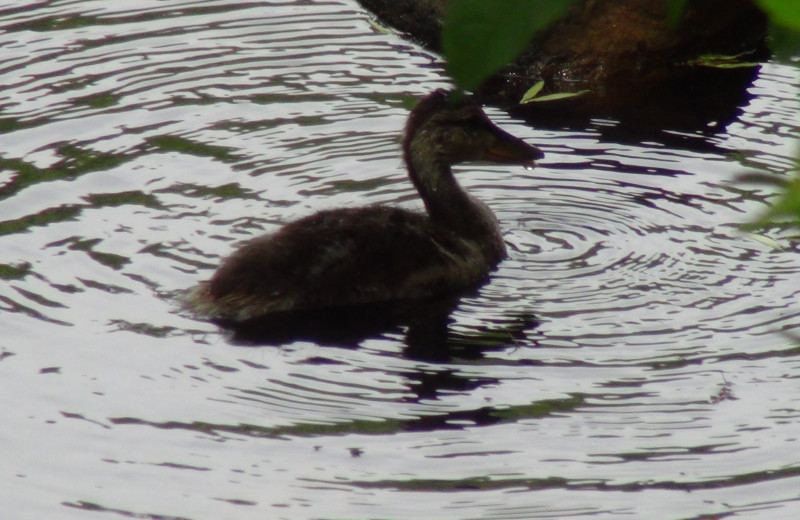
[
  {"x1": 220, "y1": 291, "x2": 539, "y2": 363},
  {"x1": 508, "y1": 64, "x2": 763, "y2": 147}
]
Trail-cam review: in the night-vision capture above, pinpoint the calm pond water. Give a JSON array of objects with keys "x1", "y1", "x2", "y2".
[{"x1": 1, "y1": 1, "x2": 800, "y2": 519}]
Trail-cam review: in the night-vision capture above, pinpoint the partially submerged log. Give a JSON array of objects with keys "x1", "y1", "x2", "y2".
[{"x1": 359, "y1": 0, "x2": 769, "y2": 131}]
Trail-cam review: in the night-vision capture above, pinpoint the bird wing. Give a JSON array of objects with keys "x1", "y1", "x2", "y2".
[{"x1": 208, "y1": 206, "x2": 483, "y2": 314}]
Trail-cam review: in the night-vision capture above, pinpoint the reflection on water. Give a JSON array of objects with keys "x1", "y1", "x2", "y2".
[{"x1": 1, "y1": 1, "x2": 800, "y2": 519}]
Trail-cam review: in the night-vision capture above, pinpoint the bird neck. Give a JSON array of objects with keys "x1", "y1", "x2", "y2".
[{"x1": 404, "y1": 138, "x2": 504, "y2": 256}]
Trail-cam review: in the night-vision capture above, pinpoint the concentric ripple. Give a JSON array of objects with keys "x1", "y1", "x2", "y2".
[
  {"x1": 444, "y1": 119, "x2": 800, "y2": 363},
  {"x1": 0, "y1": 1, "x2": 799, "y2": 519}
]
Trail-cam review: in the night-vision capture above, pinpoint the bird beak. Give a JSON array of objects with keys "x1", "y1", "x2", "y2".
[{"x1": 484, "y1": 125, "x2": 544, "y2": 167}]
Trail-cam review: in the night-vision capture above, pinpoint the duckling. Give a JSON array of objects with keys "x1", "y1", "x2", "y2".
[{"x1": 186, "y1": 90, "x2": 542, "y2": 322}]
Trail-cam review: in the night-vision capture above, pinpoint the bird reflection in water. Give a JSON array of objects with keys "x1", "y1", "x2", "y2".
[{"x1": 226, "y1": 292, "x2": 539, "y2": 363}]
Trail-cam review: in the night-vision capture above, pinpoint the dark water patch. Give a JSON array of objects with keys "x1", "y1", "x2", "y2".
[
  {"x1": 342, "y1": 464, "x2": 800, "y2": 492},
  {"x1": 0, "y1": 261, "x2": 32, "y2": 280},
  {"x1": 108, "y1": 394, "x2": 584, "y2": 439},
  {"x1": 62, "y1": 500, "x2": 194, "y2": 520}
]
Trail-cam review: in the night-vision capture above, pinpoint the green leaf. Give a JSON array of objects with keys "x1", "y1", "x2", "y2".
[
  {"x1": 746, "y1": 175, "x2": 800, "y2": 230},
  {"x1": 368, "y1": 19, "x2": 396, "y2": 36},
  {"x1": 765, "y1": 22, "x2": 800, "y2": 62},
  {"x1": 745, "y1": 232, "x2": 783, "y2": 250},
  {"x1": 765, "y1": 179, "x2": 800, "y2": 219},
  {"x1": 688, "y1": 53, "x2": 760, "y2": 69},
  {"x1": 442, "y1": 0, "x2": 574, "y2": 91},
  {"x1": 756, "y1": 0, "x2": 800, "y2": 32},
  {"x1": 520, "y1": 80, "x2": 545, "y2": 103},
  {"x1": 525, "y1": 89, "x2": 590, "y2": 103},
  {"x1": 705, "y1": 62, "x2": 760, "y2": 69}
]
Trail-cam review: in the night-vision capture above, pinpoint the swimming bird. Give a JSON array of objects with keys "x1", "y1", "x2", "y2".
[{"x1": 186, "y1": 90, "x2": 543, "y2": 323}]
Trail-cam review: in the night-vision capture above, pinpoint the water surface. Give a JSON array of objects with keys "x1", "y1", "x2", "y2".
[{"x1": 1, "y1": 2, "x2": 800, "y2": 519}]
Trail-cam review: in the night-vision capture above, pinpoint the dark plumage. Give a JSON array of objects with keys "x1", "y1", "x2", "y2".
[{"x1": 186, "y1": 90, "x2": 543, "y2": 322}]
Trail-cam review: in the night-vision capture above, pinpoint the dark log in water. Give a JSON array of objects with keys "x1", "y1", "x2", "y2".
[{"x1": 358, "y1": 0, "x2": 769, "y2": 131}]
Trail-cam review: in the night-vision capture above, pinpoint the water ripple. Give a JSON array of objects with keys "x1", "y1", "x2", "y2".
[{"x1": 0, "y1": 2, "x2": 799, "y2": 519}]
